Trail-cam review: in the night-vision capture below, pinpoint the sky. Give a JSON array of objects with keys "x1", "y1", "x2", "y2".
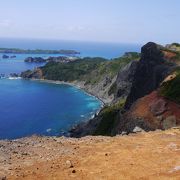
[{"x1": 0, "y1": 0, "x2": 180, "y2": 44}]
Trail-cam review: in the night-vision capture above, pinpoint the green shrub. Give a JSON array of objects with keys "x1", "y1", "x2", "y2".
[
  {"x1": 93, "y1": 99, "x2": 126, "y2": 136},
  {"x1": 159, "y1": 70, "x2": 180, "y2": 104}
]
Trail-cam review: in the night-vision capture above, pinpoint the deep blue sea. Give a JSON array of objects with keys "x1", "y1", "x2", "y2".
[
  {"x1": 0, "y1": 79, "x2": 101, "y2": 139},
  {"x1": 0, "y1": 38, "x2": 141, "y2": 139}
]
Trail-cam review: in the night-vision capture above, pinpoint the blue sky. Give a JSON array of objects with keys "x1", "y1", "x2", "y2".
[{"x1": 0, "y1": 0, "x2": 179, "y2": 44}]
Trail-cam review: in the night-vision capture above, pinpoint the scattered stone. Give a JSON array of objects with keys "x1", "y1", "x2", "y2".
[
  {"x1": 22, "y1": 152, "x2": 29, "y2": 156},
  {"x1": 72, "y1": 170, "x2": 76, "y2": 173},
  {"x1": 0, "y1": 176, "x2": 6, "y2": 180},
  {"x1": 169, "y1": 166, "x2": 180, "y2": 173},
  {"x1": 66, "y1": 160, "x2": 73, "y2": 168},
  {"x1": 167, "y1": 143, "x2": 178, "y2": 150},
  {"x1": 133, "y1": 126, "x2": 144, "y2": 133},
  {"x1": 121, "y1": 131, "x2": 127, "y2": 136}
]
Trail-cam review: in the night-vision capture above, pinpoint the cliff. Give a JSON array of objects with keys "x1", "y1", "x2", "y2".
[
  {"x1": 21, "y1": 42, "x2": 180, "y2": 137},
  {"x1": 70, "y1": 42, "x2": 180, "y2": 137},
  {"x1": 124, "y1": 42, "x2": 176, "y2": 109}
]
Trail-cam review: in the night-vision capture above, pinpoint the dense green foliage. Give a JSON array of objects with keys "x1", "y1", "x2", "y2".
[
  {"x1": 42, "y1": 57, "x2": 107, "y2": 81},
  {"x1": 41, "y1": 53, "x2": 140, "y2": 85},
  {"x1": 93, "y1": 99, "x2": 126, "y2": 136},
  {"x1": 172, "y1": 43, "x2": 180, "y2": 47},
  {"x1": 160, "y1": 68, "x2": 180, "y2": 104},
  {"x1": 172, "y1": 52, "x2": 180, "y2": 61}
]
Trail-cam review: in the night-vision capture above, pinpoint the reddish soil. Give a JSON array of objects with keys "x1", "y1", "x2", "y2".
[{"x1": 0, "y1": 129, "x2": 180, "y2": 180}]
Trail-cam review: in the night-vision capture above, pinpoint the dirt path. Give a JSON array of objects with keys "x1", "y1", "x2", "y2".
[{"x1": 0, "y1": 128, "x2": 180, "y2": 180}]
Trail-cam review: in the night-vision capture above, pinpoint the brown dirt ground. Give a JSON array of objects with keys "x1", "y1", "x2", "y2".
[{"x1": 0, "y1": 128, "x2": 180, "y2": 180}]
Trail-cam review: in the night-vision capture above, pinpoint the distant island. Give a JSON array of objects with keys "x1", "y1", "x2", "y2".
[
  {"x1": 24, "y1": 56, "x2": 78, "y2": 63},
  {"x1": 0, "y1": 48, "x2": 80, "y2": 55}
]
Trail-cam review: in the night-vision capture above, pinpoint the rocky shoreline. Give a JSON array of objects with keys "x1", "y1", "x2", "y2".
[{"x1": 30, "y1": 79, "x2": 107, "y2": 105}]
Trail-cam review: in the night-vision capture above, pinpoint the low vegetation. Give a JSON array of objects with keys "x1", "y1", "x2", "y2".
[
  {"x1": 42, "y1": 57, "x2": 107, "y2": 82},
  {"x1": 160, "y1": 68, "x2": 180, "y2": 104}
]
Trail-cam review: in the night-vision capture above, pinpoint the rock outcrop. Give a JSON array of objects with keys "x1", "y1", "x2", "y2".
[
  {"x1": 21, "y1": 68, "x2": 43, "y2": 79},
  {"x1": 125, "y1": 42, "x2": 176, "y2": 109},
  {"x1": 2, "y1": 55, "x2": 9, "y2": 59},
  {"x1": 71, "y1": 42, "x2": 180, "y2": 137},
  {"x1": 116, "y1": 91, "x2": 180, "y2": 134}
]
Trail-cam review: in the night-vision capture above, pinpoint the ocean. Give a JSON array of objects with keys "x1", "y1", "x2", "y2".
[{"x1": 0, "y1": 38, "x2": 141, "y2": 139}]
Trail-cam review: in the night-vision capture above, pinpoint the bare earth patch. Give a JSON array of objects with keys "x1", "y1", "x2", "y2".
[{"x1": 0, "y1": 128, "x2": 180, "y2": 180}]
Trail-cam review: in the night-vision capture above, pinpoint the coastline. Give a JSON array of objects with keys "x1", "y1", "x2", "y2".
[
  {"x1": 30, "y1": 78, "x2": 107, "y2": 106},
  {"x1": 29, "y1": 78, "x2": 106, "y2": 136}
]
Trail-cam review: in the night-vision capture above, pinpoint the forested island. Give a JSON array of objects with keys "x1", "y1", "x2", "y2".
[{"x1": 0, "y1": 48, "x2": 80, "y2": 55}]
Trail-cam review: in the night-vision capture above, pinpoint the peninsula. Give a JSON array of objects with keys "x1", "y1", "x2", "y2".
[
  {"x1": 0, "y1": 48, "x2": 80, "y2": 55},
  {"x1": 21, "y1": 42, "x2": 180, "y2": 136}
]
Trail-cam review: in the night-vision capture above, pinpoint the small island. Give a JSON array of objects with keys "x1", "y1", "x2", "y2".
[
  {"x1": 0, "y1": 48, "x2": 80, "y2": 55},
  {"x1": 24, "y1": 56, "x2": 79, "y2": 63},
  {"x1": 1, "y1": 55, "x2": 17, "y2": 59}
]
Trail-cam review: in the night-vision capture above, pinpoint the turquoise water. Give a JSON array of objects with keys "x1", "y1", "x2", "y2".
[{"x1": 0, "y1": 79, "x2": 102, "y2": 139}]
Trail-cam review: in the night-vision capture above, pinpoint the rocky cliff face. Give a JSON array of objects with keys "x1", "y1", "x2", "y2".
[
  {"x1": 115, "y1": 43, "x2": 180, "y2": 134},
  {"x1": 70, "y1": 42, "x2": 179, "y2": 137},
  {"x1": 114, "y1": 60, "x2": 138, "y2": 101},
  {"x1": 116, "y1": 90, "x2": 180, "y2": 134},
  {"x1": 125, "y1": 42, "x2": 176, "y2": 109},
  {"x1": 21, "y1": 42, "x2": 179, "y2": 137},
  {"x1": 21, "y1": 68, "x2": 43, "y2": 79}
]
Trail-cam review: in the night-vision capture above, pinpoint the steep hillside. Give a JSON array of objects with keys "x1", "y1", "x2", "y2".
[
  {"x1": 21, "y1": 42, "x2": 179, "y2": 137},
  {"x1": 21, "y1": 54, "x2": 140, "y2": 104},
  {"x1": 70, "y1": 42, "x2": 180, "y2": 137}
]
